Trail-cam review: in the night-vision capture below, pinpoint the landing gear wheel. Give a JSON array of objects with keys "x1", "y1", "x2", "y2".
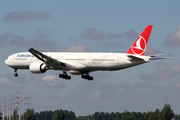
[
  {"x1": 59, "y1": 74, "x2": 62, "y2": 78},
  {"x1": 87, "y1": 76, "x2": 93, "y2": 80},
  {"x1": 14, "y1": 73, "x2": 18, "y2": 77},
  {"x1": 81, "y1": 75, "x2": 85, "y2": 79},
  {"x1": 81, "y1": 73, "x2": 93, "y2": 81},
  {"x1": 68, "y1": 76, "x2": 71, "y2": 80},
  {"x1": 59, "y1": 73, "x2": 71, "y2": 80}
]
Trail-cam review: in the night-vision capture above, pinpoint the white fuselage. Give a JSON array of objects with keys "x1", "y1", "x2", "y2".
[{"x1": 5, "y1": 52, "x2": 151, "y2": 72}]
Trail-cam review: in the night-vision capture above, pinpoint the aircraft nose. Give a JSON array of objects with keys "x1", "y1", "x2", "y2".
[{"x1": 5, "y1": 59, "x2": 9, "y2": 65}]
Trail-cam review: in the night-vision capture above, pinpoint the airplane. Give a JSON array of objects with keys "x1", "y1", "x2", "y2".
[{"x1": 5, "y1": 25, "x2": 169, "y2": 80}]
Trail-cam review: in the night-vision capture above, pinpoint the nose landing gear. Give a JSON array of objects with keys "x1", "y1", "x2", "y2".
[{"x1": 14, "y1": 69, "x2": 18, "y2": 77}]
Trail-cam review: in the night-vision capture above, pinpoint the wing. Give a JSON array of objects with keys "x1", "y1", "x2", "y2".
[{"x1": 29, "y1": 48, "x2": 76, "y2": 71}]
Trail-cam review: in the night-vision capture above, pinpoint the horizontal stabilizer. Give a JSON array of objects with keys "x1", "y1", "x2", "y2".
[
  {"x1": 127, "y1": 55, "x2": 144, "y2": 61},
  {"x1": 150, "y1": 57, "x2": 173, "y2": 60},
  {"x1": 150, "y1": 54, "x2": 164, "y2": 57}
]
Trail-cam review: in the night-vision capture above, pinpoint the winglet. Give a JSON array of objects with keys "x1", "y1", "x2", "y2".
[{"x1": 126, "y1": 25, "x2": 153, "y2": 56}]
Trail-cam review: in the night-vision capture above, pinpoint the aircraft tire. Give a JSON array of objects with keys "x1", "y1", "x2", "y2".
[
  {"x1": 81, "y1": 75, "x2": 85, "y2": 79},
  {"x1": 59, "y1": 74, "x2": 62, "y2": 78},
  {"x1": 14, "y1": 73, "x2": 18, "y2": 77},
  {"x1": 90, "y1": 77, "x2": 93, "y2": 80}
]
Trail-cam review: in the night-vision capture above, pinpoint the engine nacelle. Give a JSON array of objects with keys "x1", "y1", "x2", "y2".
[
  {"x1": 29, "y1": 62, "x2": 47, "y2": 74},
  {"x1": 70, "y1": 70, "x2": 82, "y2": 75}
]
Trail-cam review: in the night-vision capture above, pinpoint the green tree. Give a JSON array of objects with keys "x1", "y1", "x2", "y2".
[
  {"x1": 152, "y1": 109, "x2": 160, "y2": 120},
  {"x1": 68, "y1": 111, "x2": 75, "y2": 120},
  {"x1": 115, "y1": 112, "x2": 122, "y2": 120},
  {"x1": 100, "y1": 112, "x2": 106, "y2": 120},
  {"x1": 105, "y1": 112, "x2": 110, "y2": 120},
  {"x1": 161, "y1": 104, "x2": 174, "y2": 120},
  {"x1": 92, "y1": 112, "x2": 100, "y2": 120},
  {"x1": 52, "y1": 109, "x2": 65, "y2": 120},
  {"x1": 110, "y1": 112, "x2": 115, "y2": 120},
  {"x1": 21, "y1": 109, "x2": 35, "y2": 120},
  {"x1": 0, "y1": 111, "x2": 2, "y2": 120},
  {"x1": 11, "y1": 109, "x2": 18, "y2": 120},
  {"x1": 121, "y1": 109, "x2": 135, "y2": 120},
  {"x1": 174, "y1": 114, "x2": 180, "y2": 120}
]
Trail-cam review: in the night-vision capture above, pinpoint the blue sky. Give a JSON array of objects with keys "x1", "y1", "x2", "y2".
[{"x1": 1, "y1": 0, "x2": 180, "y2": 116}]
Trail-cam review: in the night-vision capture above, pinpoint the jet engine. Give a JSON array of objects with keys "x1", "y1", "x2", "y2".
[
  {"x1": 70, "y1": 70, "x2": 82, "y2": 75},
  {"x1": 29, "y1": 62, "x2": 47, "y2": 73}
]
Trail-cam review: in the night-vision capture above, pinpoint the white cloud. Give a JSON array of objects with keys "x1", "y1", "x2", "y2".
[
  {"x1": 60, "y1": 91, "x2": 69, "y2": 98},
  {"x1": 157, "y1": 62, "x2": 180, "y2": 73},
  {"x1": 10, "y1": 34, "x2": 53, "y2": 48},
  {"x1": 61, "y1": 43, "x2": 89, "y2": 52},
  {"x1": 139, "y1": 72, "x2": 172, "y2": 80},
  {"x1": 103, "y1": 100, "x2": 111, "y2": 106},
  {"x1": 82, "y1": 28, "x2": 104, "y2": 40},
  {"x1": 0, "y1": 77, "x2": 21, "y2": 87},
  {"x1": 140, "y1": 63, "x2": 180, "y2": 80},
  {"x1": 0, "y1": 77, "x2": 12, "y2": 84},
  {"x1": 118, "y1": 88, "x2": 124, "y2": 93},
  {"x1": 107, "y1": 29, "x2": 138, "y2": 40},
  {"x1": 168, "y1": 81, "x2": 180, "y2": 89},
  {"x1": 87, "y1": 91, "x2": 101, "y2": 102},
  {"x1": 80, "y1": 28, "x2": 138, "y2": 40},
  {"x1": 93, "y1": 72, "x2": 110, "y2": 79},
  {"x1": 38, "y1": 75, "x2": 65, "y2": 88},
  {"x1": 3, "y1": 10, "x2": 52, "y2": 21},
  {"x1": 164, "y1": 25, "x2": 180, "y2": 46},
  {"x1": 0, "y1": 31, "x2": 54, "y2": 48},
  {"x1": 41, "y1": 75, "x2": 57, "y2": 82},
  {"x1": 144, "y1": 45, "x2": 160, "y2": 56}
]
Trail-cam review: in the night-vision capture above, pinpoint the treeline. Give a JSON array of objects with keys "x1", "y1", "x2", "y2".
[
  {"x1": 1, "y1": 103, "x2": 180, "y2": 120},
  {"x1": 35, "y1": 109, "x2": 76, "y2": 120},
  {"x1": 34, "y1": 104, "x2": 179, "y2": 120},
  {"x1": 79, "y1": 104, "x2": 174, "y2": 120}
]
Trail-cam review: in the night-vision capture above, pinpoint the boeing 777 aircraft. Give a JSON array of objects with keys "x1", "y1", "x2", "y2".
[{"x1": 5, "y1": 25, "x2": 169, "y2": 80}]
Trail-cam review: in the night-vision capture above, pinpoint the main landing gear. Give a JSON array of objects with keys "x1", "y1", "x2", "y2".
[
  {"x1": 14, "y1": 69, "x2": 18, "y2": 77},
  {"x1": 81, "y1": 73, "x2": 93, "y2": 81},
  {"x1": 59, "y1": 72, "x2": 71, "y2": 80}
]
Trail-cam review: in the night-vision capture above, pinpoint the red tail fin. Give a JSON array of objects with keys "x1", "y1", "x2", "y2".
[{"x1": 126, "y1": 25, "x2": 153, "y2": 55}]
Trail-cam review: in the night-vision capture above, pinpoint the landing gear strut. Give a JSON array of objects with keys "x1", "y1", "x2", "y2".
[
  {"x1": 14, "y1": 68, "x2": 18, "y2": 77},
  {"x1": 81, "y1": 73, "x2": 93, "y2": 81},
  {"x1": 59, "y1": 72, "x2": 71, "y2": 80}
]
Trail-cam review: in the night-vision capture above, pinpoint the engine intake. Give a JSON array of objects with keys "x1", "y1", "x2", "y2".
[{"x1": 29, "y1": 62, "x2": 47, "y2": 73}]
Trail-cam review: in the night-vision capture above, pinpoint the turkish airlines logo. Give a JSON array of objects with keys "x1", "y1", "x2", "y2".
[{"x1": 131, "y1": 36, "x2": 146, "y2": 55}]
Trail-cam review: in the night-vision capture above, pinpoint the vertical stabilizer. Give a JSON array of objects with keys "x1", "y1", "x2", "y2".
[{"x1": 126, "y1": 25, "x2": 153, "y2": 55}]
